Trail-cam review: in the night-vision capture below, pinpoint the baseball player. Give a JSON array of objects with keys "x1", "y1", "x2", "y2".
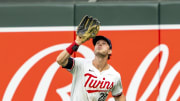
[{"x1": 56, "y1": 15, "x2": 126, "y2": 101}]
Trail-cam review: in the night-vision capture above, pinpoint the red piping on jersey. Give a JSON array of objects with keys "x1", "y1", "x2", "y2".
[{"x1": 86, "y1": 90, "x2": 108, "y2": 93}]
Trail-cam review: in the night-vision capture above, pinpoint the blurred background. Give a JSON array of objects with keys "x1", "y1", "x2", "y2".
[
  {"x1": 0, "y1": 0, "x2": 180, "y2": 2},
  {"x1": 0, "y1": 0, "x2": 180, "y2": 101}
]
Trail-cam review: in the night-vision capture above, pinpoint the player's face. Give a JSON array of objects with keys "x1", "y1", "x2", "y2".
[{"x1": 94, "y1": 40, "x2": 112, "y2": 57}]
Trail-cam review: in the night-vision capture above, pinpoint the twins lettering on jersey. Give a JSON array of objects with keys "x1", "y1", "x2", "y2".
[{"x1": 84, "y1": 73, "x2": 114, "y2": 93}]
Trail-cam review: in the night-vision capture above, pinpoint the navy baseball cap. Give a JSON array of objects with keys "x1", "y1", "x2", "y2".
[{"x1": 93, "y1": 36, "x2": 112, "y2": 49}]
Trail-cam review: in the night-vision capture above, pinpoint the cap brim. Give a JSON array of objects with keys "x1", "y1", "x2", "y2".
[{"x1": 93, "y1": 36, "x2": 112, "y2": 49}]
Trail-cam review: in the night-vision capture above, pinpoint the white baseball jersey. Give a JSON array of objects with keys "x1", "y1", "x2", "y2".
[{"x1": 67, "y1": 57, "x2": 123, "y2": 101}]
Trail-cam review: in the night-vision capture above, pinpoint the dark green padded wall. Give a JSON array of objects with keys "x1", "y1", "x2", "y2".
[
  {"x1": 1, "y1": 2, "x2": 172, "y2": 27},
  {"x1": 160, "y1": 1, "x2": 180, "y2": 24},
  {"x1": 0, "y1": 3, "x2": 74, "y2": 27},
  {"x1": 75, "y1": 2, "x2": 159, "y2": 26}
]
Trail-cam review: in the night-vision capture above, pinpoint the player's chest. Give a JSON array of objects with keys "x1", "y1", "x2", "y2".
[{"x1": 82, "y1": 66, "x2": 116, "y2": 91}]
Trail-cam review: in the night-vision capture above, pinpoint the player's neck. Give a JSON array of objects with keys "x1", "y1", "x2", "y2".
[{"x1": 92, "y1": 56, "x2": 109, "y2": 72}]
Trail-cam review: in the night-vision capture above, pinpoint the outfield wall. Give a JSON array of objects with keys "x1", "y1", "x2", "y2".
[{"x1": 0, "y1": 2, "x2": 179, "y2": 101}]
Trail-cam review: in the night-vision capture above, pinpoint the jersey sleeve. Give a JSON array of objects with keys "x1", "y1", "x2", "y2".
[
  {"x1": 68, "y1": 57, "x2": 85, "y2": 75},
  {"x1": 111, "y1": 74, "x2": 123, "y2": 97}
]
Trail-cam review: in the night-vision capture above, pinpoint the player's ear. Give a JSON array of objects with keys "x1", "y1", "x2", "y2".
[{"x1": 108, "y1": 49, "x2": 112, "y2": 55}]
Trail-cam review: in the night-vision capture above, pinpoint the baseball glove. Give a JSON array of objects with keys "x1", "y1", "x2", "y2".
[{"x1": 76, "y1": 15, "x2": 100, "y2": 43}]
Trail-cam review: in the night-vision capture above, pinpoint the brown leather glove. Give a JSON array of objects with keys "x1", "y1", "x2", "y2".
[{"x1": 76, "y1": 15, "x2": 100, "y2": 43}]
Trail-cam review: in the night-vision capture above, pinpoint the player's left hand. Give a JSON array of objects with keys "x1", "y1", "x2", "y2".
[{"x1": 76, "y1": 15, "x2": 100, "y2": 43}]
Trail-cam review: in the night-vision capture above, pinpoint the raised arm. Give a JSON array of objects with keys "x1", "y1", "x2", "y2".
[
  {"x1": 56, "y1": 15, "x2": 100, "y2": 67},
  {"x1": 56, "y1": 36, "x2": 82, "y2": 67}
]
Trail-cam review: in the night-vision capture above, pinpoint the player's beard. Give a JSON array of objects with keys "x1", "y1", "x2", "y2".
[{"x1": 94, "y1": 50, "x2": 108, "y2": 59}]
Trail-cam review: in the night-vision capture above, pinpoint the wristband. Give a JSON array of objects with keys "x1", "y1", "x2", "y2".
[{"x1": 66, "y1": 41, "x2": 79, "y2": 55}]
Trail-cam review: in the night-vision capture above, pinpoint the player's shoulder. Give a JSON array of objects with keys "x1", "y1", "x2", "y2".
[
  {"x1": 74, "y1": 57, "x2": 84, "y2": 61},
  {"x1": 109, "y1": 65, "x2": 121, "y2": 78},
  {"x1": 74, "y1": 57, "x2": 92, "y2": 63}
]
